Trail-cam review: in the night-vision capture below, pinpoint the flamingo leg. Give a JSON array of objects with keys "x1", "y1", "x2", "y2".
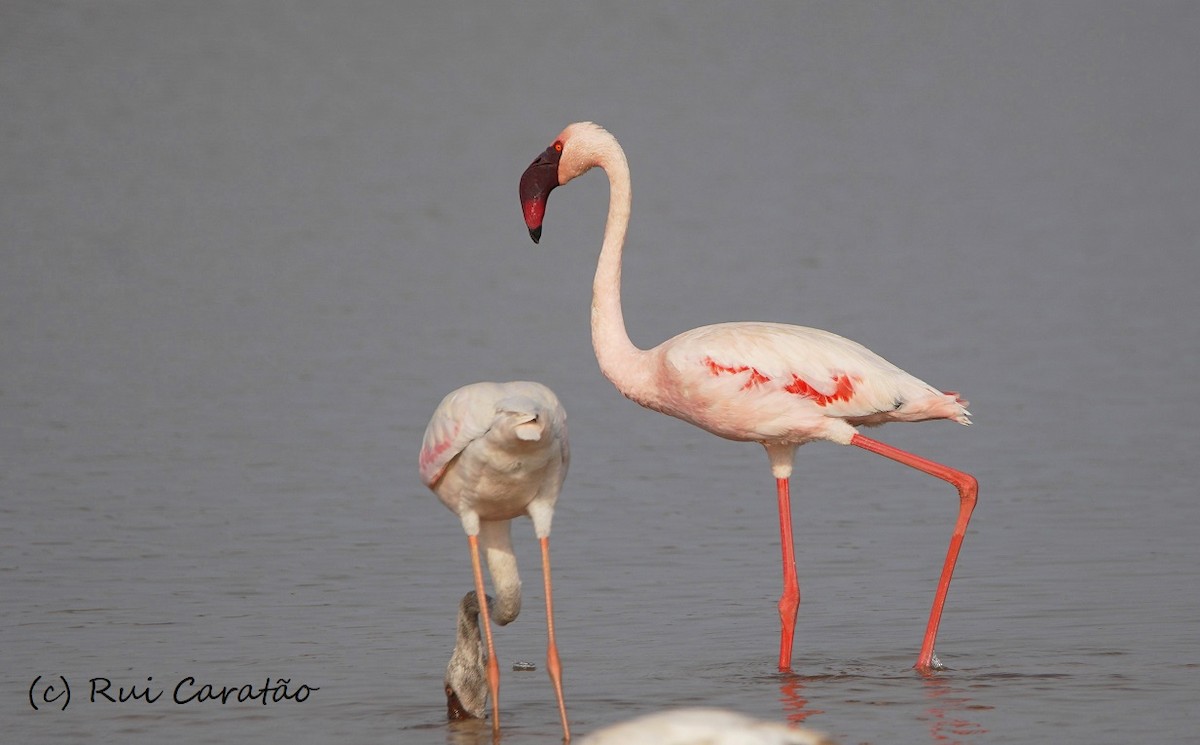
[
  {"x1": 850, "y1": 433, "x2": 978, "y2": 673},
  {"x1": 539, "y1": 537, "x2": 570, "y2": 741},
  {"x1": 776, "y1": 477, "x2": 801, "y2": 671},
  {"x1": 467, "y1": 534, "x2": 502, "y2": 733}
]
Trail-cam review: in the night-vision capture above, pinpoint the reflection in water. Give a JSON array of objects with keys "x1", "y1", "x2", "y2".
[
  {"x1": 921, "y1": 675, "x2": 990, "y2": 744},
  {"x1": 778, "y1": 673, "x2": 826, "y2": 725},
  {"x1": 775, "y1": 669, "x2": 989, "y2": 744}
]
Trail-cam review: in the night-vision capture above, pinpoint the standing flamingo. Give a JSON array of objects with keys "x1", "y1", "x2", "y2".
[
  {"x1": 518, "y1": 122, "x2": 977, "y2": 673},
  {"x1": 419, "y1": 381, "x2": 570, "y2": 739}
]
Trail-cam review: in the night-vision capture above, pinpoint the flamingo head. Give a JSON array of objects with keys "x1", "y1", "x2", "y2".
[
  {"x1": 519, "y1": 140, "x2": 563, "y2": 244},
  {"x1": 520, "y1": 122, "x2": 609, "y2": 243},
  {"x1": 444, "y1": 680, "x2": 486, "y2": 721}
]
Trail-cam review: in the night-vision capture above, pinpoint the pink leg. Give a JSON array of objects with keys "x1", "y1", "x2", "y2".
[
  {"x1": 776, "y1": 477, "x2": 801, "y2": 671},
  {"x1": 467, "y1": 534, "x2": 502, "y2": 733},
  {"x1": 851, "y1": 433, "x2": 978, "y2": 673},
  {"x1": 538, "y1": 537, "x2": 570, "y2": 741}
]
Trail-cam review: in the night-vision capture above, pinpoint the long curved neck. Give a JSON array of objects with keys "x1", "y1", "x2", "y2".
[
  {"x1": 590, "y1": 141, "x2": 654, "y2": 402},
  {"x1": 444, "y1": 590, "x2": 487, "y2": 719},
  {"x1": 452, "y1": 592, "x2": 484, "y2": 659},
  {"x1": 478, "y1": 519, "x2": 521, "y2": 625}
]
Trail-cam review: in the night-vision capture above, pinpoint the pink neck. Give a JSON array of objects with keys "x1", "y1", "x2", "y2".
[{"x1": 589, "y1": 141, "x2": 654, "y2": 401}]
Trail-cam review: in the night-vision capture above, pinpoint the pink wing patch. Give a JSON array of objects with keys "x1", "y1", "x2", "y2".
[
  {"x1": 419, "y1": 422, "x2": 462, "y2": 486},
  {"x1": 703, "y1": 357, "x2": 771, "y2": 390},
  {"x1": 702, "y1": 356, "x2": 858, "y2": 407},
  {"x1": 783, "y1": 373, "x2": 857, "y2": 406}
]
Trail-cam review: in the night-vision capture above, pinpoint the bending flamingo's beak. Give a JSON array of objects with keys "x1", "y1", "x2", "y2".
[
  {"x1": 445, "y1": 683, "x2": 478, "y2": 721},
  {"x1": 519, "y1": 146, "x2": 561, "y2": 244}
]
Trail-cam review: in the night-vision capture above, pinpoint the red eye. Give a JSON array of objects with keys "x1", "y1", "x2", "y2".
[{"x1": 554, "y1": 141, "x2": 563, "y2": 152}]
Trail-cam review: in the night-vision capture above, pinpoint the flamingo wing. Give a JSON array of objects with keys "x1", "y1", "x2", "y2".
[
  {"x1": 419, "y1": 382, "x2": 570, "y2": 488},
  {"x1": 418, "y1": 384, "x2": 502, "y2": 487},
  {"x1": 664, "y1": 322, "x2": 950, "y2": 426}
]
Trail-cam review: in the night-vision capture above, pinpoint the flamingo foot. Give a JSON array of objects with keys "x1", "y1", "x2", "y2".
[{"x1": 915, "y1": 651, "x2": 947, "y2": 676}]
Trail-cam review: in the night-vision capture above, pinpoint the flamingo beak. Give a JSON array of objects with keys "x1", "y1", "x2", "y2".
[
  {"x1": 519, "y1": 146, "x2": 561, "y2": 244},
  {"x1": 445, "y1": 683, "x2": 477, "y2": 721}
]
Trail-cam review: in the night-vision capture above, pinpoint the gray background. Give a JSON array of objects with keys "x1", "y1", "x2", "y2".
[{"x1": 3, "y1": 2, "x2": 1197, "y2": 743}]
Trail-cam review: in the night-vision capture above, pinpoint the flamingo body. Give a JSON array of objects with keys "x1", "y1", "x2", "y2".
[
  {"x1": 519, "y1": 122, "x2": 978, "y2": 674},
  {"x1": 420, "y1": 380, "x2": 570, "y2": 739},
  {"x1": 633, "y1": 321, "x2": 969, "y2": 453},
  {"x1": 421, "y1": 380, "x2": 568, "y2": 530}
]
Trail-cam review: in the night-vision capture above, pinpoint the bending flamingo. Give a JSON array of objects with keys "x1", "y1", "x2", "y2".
[
  {"x1": 519, "y1": 122, "x2": 977, "y2": 673},
  {"x1": 419, "y1": 381, "x2": 570, "y2": 738}
]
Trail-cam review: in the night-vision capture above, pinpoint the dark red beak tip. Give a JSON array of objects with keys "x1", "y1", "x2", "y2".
[{"x1": 519, "y1": 144, "x2": 562, "y2": 243}]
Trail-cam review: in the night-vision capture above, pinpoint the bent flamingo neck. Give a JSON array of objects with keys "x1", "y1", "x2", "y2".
[{"x1": 588, "y1": 136, "x2": 655, "y2": 401}]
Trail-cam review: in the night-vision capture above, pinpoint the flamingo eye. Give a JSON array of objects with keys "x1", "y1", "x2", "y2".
[{"x1": 553, "y1": 141, "x2": 563, "y2": 153}]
